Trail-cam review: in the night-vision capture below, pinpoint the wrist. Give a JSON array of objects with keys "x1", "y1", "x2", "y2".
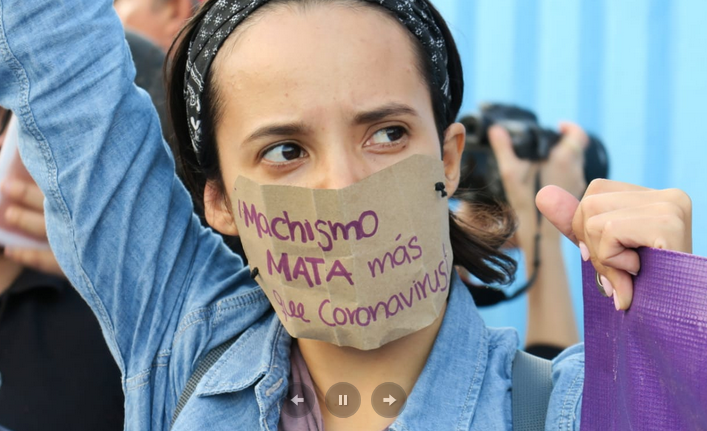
[
  {"x1": 514, "y1": 217, "x2": 563, "y2": 261},
  {"x1": 539, "y1": 217, "x2": 562, "y2": 239}
]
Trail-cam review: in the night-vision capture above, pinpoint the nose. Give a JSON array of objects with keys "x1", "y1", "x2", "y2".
[{"x1": 312, "y1": 151, "x2": 371, "y2": 190}]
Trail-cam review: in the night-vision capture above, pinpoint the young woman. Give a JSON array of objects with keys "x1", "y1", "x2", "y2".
[{"x1": 0, "y1": 0, "x2": 695, "y2": 430}]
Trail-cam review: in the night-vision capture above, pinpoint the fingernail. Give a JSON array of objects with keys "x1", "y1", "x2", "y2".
[
  {"x1": 614, "y1": 293, "x2": 622, "y2": 311},
  {"x1": 628, "y1": 271, "x2": 638, "y2": 276},
  {"x1": 600, "y1": 275, "x2": 614, "y2": 298},
  {"x1": 579, "y1": 241, "x2": 590, "y2": 261}
]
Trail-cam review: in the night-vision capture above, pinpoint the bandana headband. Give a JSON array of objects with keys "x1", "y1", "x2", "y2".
[{"x1": 184, "y1": 0, "x2": 451, "y2": 165}]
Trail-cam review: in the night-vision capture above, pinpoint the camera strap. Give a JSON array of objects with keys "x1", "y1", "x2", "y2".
[{"x1": 469, "y1": 171, "x2": 543, "y2": 306}]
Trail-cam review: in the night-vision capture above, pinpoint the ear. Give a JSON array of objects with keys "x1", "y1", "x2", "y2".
[
  {"x1": 204, "y1": 180, "x2": 240, "y2": 236},
  {"x1": 441, "y1": 122, "x2": 466, "y2": 196}
]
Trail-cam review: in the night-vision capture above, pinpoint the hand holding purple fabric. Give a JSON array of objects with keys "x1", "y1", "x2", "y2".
[
  {"x1": 537, "y1": 179, "x2": 704, "y2": 430},
  {"x1": 535, "y1": 179, "x2": 692, "y2": 310}
]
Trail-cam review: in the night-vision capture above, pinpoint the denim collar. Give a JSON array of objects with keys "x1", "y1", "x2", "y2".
[
  {"x1": 194, "y1": 303, "x2": 291, "y2": 429},
  {"x1": 195, "y1": 273, "x2": 488, "y2": 430},
  {"x1": 193, "y1": 310, "x2": 290, "y2": 394}
]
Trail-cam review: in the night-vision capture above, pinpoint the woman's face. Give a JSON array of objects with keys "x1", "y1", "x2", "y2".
[{"x1": 204, "y1": 3, "x2": 465, "y2": 235}]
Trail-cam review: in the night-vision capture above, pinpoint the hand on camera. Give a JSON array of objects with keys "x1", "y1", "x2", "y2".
[
  {"x1": 541, "y1": 122, "x2": 588, "y2": 199},
  {"x1": 1, "y1": 179, "x2": 65, "y2": 277},
  {"x1": 488, "y1": 121, "x2": 588, "y2": 243},
  {"x1": 536, "y1": 180, "x2": 692, "y2": 310}
]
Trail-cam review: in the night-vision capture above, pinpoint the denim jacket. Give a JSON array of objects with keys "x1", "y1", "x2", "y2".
[{"x1": 0, "y1": 0, "x2": 583, "y2": 429}]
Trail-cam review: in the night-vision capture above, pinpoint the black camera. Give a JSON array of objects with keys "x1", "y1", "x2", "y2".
[{"x1": 458, "y1": 103, "x2": 609, "y2": 203}]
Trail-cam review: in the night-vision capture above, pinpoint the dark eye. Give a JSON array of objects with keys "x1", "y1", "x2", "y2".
[
  {"x1": 368, "y1": 126, "x2": 407, "y2": 146},
  {"x1": 262, "y1": 143, "x2": 306, "y2": 163}
]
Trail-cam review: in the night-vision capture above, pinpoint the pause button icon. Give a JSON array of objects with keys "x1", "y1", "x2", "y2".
[{"x1": 325, "y1": 383, "x2": 360, "y2": 418}]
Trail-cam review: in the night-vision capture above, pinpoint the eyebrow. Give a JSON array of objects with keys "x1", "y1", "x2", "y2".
[
  {"x1": 243, "y1": 103, "x2": 419, "y2": 144},
  {"x1": 354, "y1": 103, "x2": 419, "y2": 125},
  {"x1": 245, "y1": 122, "x2": 311, "y2": 143}
]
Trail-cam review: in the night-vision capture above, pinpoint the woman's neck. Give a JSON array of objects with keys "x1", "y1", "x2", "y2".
[
  {"x1": 297, "y1": 301, "x2": 447, "y2": 431},
  {"x1": 0, "y1": 256, "x2": 23, "y2": 296}
]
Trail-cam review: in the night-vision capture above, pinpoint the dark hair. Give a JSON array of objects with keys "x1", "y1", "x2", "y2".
[
  {"x1": 0, "y1": 107, "x2": 11, "y2": 136},
  {"x1": 167, "y1": 0, "x2": 517, "y2": 287}
]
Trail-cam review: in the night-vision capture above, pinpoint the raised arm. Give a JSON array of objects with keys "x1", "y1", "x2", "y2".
[
  {"x1": 0, "y1": 0, "x2": 249, "y2": 376},
  {"x1": 488, "y1": 124, "x2": 584, "y2": 351}
]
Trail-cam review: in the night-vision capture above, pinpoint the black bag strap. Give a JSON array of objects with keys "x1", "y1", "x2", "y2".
[
  {"x1": 170, "y1": 336, "x2": 239, "y2": 429},
  {"x1": 512, "y1": 349, "x2": 554, "y2": 431}
]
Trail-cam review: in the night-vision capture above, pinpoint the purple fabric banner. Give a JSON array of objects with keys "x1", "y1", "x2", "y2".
[{"x1": 581, "y1": 247, "x2": 707, "y2": 430}]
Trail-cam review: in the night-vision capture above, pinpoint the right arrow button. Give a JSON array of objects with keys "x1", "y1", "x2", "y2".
[{"x1": 372, "y1": 383, "x2": 407, "y2": 418}]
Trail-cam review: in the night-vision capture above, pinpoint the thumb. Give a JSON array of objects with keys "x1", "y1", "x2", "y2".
[
  {"x1": 488, "y1": 125, "x2": 519, "y2": 171},
  {"x1": 558, "y1": 121, "x2": 590, "y2": 150},
  {"x1": 536, "y1": 185, "x2": 580, "y2": 244}
]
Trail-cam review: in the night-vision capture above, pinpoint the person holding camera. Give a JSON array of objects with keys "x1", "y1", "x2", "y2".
[
  {"x1": 488, "y1": 121, "x2": 588, "y2": 356},
  {"x1": 457, "y1": 106, "x2": 603, "y2": 357}
]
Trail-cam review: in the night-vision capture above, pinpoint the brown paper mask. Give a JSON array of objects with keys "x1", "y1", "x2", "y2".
[{"x1": 231, "y1": 155, "x2": 453, "y2": 350}]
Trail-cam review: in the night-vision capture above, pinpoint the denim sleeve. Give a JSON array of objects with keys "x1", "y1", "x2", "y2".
[
  {"x1": 0, "y1": 0, "x2": 250, "y2": 377},
  {"x1": 545, "y1": 343, "x2": 584, "y2": 431}
]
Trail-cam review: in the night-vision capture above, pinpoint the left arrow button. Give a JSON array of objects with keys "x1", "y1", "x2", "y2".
[{"x1": 282, "y1": 382, "x2": 315, "y2": 418}]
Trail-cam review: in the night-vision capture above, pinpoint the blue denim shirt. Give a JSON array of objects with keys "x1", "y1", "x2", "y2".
[{"x1": 0, "y1": 0, "x2": 583, "y2": 429}]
